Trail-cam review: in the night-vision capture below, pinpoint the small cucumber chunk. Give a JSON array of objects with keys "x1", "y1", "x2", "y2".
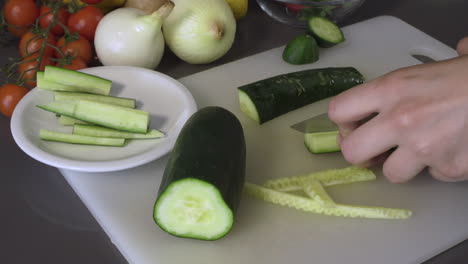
[
  {"x1": 308, "y1": 16, "x2": 345, "y2": 48},
  {"x1": 305, "y1": 131, "x2": 340, "y2": 154},
  {"x1": 282, "y1": 34, "x2": 319, "y2": 65},
  {"x1": 154, "y1": 178, "x2": 234, "y2": 240}
]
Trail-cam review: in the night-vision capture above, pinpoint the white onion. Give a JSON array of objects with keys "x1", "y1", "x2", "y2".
[
  {"x1": 94, "y1": 2, "x2": 174, "y2": 69},
  {"x1": 163, "y1": 0, "x2": 236, "y2": 64}
]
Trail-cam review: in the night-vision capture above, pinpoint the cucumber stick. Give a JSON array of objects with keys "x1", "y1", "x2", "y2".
[
  {"x1": 58, "y1": 115, "x2": 89, "y2": 126},
  {"x1": 303, "y1": 179, "x2": 336, "y2": 208},
  {"x1": 305, "y1": 131, "x2": 340, "y2": 154},
  {"x1": 37, "y1": 100, "x2": 150, "y2": 133},
  {"x1": 264, "y1": 166, "x2": 376, "y2": 192},
  {"x1": 43, "y1": 66, "x2": 112, "y2": 95},
  {"x1": 238, "y1": 67, "x2": 364, "y2": 124},
  {"x1": 244, "y1": 183, "x2": 412, "y2": 219},
  {"x1": 154, "y1": 107, "x2": 246, "y2": 240},
  {"x1": 54, "y1": 91, "x2": 136, "y2": 108},
  {"x1": 73, "y1": 124, "x2": 164, "y2": 139},
  {"x1": 40, "y1": 129, "x2": 125, "y2": 146}
]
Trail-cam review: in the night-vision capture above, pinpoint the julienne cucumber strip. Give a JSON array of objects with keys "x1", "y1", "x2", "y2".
[
  {"x1": 303, "y1": 179, "x2": 336, "y2": 208},
  {"x1": 73, "y1": 124, "x2": 165, "y2": 139},
  {"x1": 40, "y1": 129, "x2": 125, "y2": 147},
  {"x1": 54, "y1": 91, "x2": 136, "y2": 108},
  {"x1": 244, "y1": 183, "x2": 412, "y2": 219},
  {"x1": 263, "y1": 166, "x2": 376, "y2": 192},
  {"x1": 44, "y1": 66, "x2": 112, "y2": 95}
]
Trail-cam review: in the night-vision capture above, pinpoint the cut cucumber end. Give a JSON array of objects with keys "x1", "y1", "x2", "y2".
[
  {"x1": 305, "y1": 131, "x2": 341, "y2": 154},
  {"x1": 154, "y1": 178, "x2": 234, "y2": 240},
  {"x1": 308, "y1": 16, "x2": 345, "y2": 48},
  {"x1": 238, "y1": 90, "x2": 260, "y2": 123}
]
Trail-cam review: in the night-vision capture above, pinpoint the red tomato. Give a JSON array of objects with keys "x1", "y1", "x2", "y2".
[
  {"x1": 56, "y1": 34, "x2": 93, "y2": 64},
  {"x1": 18, "y1": 55, "x2": 55, "y2": 88},
  {"x1": 81, "y1": 0, "x2": 103, "y2": 4},
  {"x1": 285, "y1": 3, "x2": 305, "y2": 12},
  {"x1": 59, "y1": 57, "x2": 87, "y2": 71},
  {"x1": 39, "y1": 5, "x2": 70, "y2": 36},
  {"x1": 0, "y1": 84, "x2": 29, "y2": 117},
  {"x1": 67, "y1": 6, "x2": 103, "y2": 41},
  {"x1": 19, "y1": 31, "x2": 57, "y2": 58},
  {"x1": 3, "y1": 0, "x2": 40, "y2": 37}
]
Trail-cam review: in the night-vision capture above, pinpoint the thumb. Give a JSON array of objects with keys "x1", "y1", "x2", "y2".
[{"x1": 456, "y1": 36, "x2": 468, "y2": 55}]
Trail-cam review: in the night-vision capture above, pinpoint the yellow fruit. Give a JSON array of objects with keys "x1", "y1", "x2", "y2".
[{"x1": 226, "y1": 0, "x2": 248, "y2": 20}]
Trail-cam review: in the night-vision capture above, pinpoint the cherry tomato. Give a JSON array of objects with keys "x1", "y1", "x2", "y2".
[
  {"x1": 19, "y1": 31, "x2": 57, "y2": 58},
  {"x1": 59, "y1": 57, "x2": 87, "y2": 71},
  {"x1": 3, "y1": 0, "x2": 40, "y2": 37},
  {"x1": 18, "y1": 55, "x2": 55, "y2": 88},
  {"x1": 285, "y1": 3, "x2": 305, "y2": 12},
  {"x1": 56, "y1": 34, "x2": 93, "y2": 64},
  {"x1": 39, "y1": 5, "x2": 70, "y2": 36},
  {"x1": 81, "y1": 0, "x2": 103, "y2": 4},
  {"x1": 0, "y1": 84, "x2": 29, "y2": 117},
  {"x1": 67, "y1": 6, "x2": 103, "y2": 41}
]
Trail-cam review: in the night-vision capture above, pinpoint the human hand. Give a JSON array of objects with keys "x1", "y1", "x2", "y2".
[{"x1": 328, "y1": 37, "x2": 468, "y2": 183}]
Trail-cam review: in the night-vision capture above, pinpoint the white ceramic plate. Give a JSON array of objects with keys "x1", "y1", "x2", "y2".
[{"x1": 11, "y1": 66, "x2": 197, "y2": 172}]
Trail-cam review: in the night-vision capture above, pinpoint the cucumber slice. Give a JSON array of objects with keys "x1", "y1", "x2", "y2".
[
  {"x1": 44, "y1": 66, "x2": 112, "y2": 95},
  {"x1": 73, "y1": 124, "x2": 164, "y2": 139},
  {"x1": 40, "y1": 129, "x2": 125, "y2": 146},
  {"x1": 303, "y1": 179, "x2": 336, "y2": 208},
  {"x1": 58, "y1": 115, "x2": 89, "y2": 126},
  {"x1": 54, "y1": 91, "x2": 136, "y2": 108},
  {"x1": 308, "y1": 16, "x2": 345, "y2": 48},
  {"x1": 238, "y1": 89, "x2": 260, "y2": 123},
  {"x1": 282, "y1": 34, "x2": 319, "y2": 65},
  {"x1": 263, "y1": 166, "x2": 376, "y2": 191},
  {"x1": 305, "y1": 131, "x2": 340, "y2": 154},
  {"x1": 244, "y1": 183, "x2": 412, "y2": 219},
  {"x1": 154, "y1": 178, "x2": 234, "y2": 240}
]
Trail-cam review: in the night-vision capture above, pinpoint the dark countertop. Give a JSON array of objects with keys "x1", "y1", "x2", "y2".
[{"x1": 1, "y1": 0, "x2": 467, "y2": 263}]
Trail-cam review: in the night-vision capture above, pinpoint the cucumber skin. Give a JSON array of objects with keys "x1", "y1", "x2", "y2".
[
  {"x1": 238, "y1": 67, "x2": 364, "y2": 124},
  {"x1": 154, "y1": 106, "x2": 246, "y2": 240},
  {"x1": 282, "y1": 34, "x2": 319, "y2": 65}
]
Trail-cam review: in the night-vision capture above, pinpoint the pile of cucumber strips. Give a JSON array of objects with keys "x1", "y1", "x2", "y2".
[{"x1": 37, "y1": 66, "x2": 164, "y2": 147}]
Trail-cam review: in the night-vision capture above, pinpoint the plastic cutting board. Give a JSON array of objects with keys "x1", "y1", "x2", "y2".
[{"x1": 60, "y1": 16, "x2": 468, "y2": 264}]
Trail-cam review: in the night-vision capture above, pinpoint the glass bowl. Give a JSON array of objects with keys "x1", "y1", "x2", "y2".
[{"x1": 256, "y1": 0, "x2": 366, "y2": 27}]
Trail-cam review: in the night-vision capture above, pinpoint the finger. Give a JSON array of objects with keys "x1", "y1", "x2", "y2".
[
  {"x1": 382, "y1": 147, "x2": 426, "y2": 183},
  {"x1": 328, "y1": 79, "x2": 383, "y2": 125},
  {"x1": 428, "y1": 167, "x2": 467, "y2": 182},
  {"x1": 456, "y1": 36, "x2": 468, "y2": 55},
  {"x1": 339, "y1": 114, "x2": 397, "y2": 165}
]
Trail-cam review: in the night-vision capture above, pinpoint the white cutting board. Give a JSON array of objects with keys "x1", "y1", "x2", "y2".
[{"x1": 60, "y1": 16, "x2": 468, "y2": 264}]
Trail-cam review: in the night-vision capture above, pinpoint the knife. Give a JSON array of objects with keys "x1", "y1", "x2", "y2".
[{"x1": 290, "y1": 113, "x2": 338, "y2": 133}]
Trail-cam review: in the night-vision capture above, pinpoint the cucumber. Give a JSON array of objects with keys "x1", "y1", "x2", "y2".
[
  {"x1": 40, "y1": 129, "x2": 125, "y2": 146},
  {"x1": 238, "y1": 67, "x2": 364, "y2": 124},
  {"x1": 44, "y1": 66, "x2": 112, "y2": 95},
  {"x1": 37, "y1": 71, "x2": 83, "y2": 93},
  {"x1": 282, "y1": 34, "x2": 319, "y2": 65},
  {"x1": 153, "y1": 107, "x2": 246, "y2": 240},
  {"x1": 54, "y1": 91, "x2": 136, "y2": 108},
  {"x1": 58, "y1": 115, "x2": 89, "y2": 126},
  {"x1": 308, "y1": 16, "x2": 345, "y2": 48},
  {"x1": 37, "y1": 100, "x2": 150, "y2": 133},
  {"x1": 305, "y1": 130, "x2": 340, "y2": 154},
  {"x1": 73, "y1": 124, "x2": 164, "y2": 139}
]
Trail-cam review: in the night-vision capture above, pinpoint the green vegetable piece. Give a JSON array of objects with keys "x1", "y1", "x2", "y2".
[
  {"x1": 303, "y1": 179, "x2": 336, "y2": 208},
  {"x1": 39, "y1": 129, "x2": 125, "y2": 147},
  {"x1": 282, "y1": 34, "x2": 319, "y2": 65},
  {"x1": 73, "y1": 124, "x2": 164, "y2": 139},
  {"x1": 305, "y1": 130, "x2": 340, "y2": 154},
  {"x1": 308, "y1": 16, "x2": 345, "y2": 48},
  {"x1": 263, "y1": 166, "x2": 376, "y2": 192},
  {"x1": 244, "y1": 183, "x2": 412, "y2": 219}
]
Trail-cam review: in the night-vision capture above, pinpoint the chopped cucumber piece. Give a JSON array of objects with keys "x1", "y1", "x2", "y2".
[
  {"x1": 303, "y1": 179, "x2": 336, "y2": 208},
  {"x1": 54, "y1": 91, "x2": 136, "y2": 108},
  {"x1": 244, "y1": 183, "x2": 412, "y2": 219},
  {"x1": 154, "y1": 178, "x2": 234, "y2": 240},
  {"x1": 308, "y1": 16, "x2": 345, "y2": 48},
  {"x1": 58, "y1": 115, "x2": 89, "y2": 126},
  {"x1": 305, "y1": 131, "x2": 340, "y2": 154},
  {"x1": 282, "y1": 34, "x2": 319, "y2": 65},
  {"x1": 238, "y1": 89, "x2": 260, "y2": 123},
  {"x1": 37, "y1": 100, "x2": 77, "y2": 117},
  {"x1": 73, "y1": 124, "x2": 164, "y2": 139},
  {"x1": 263, "y1": 166, "x2": 376, "y2": 192},
  {"x1": 40, "y1": 129, "x2": 125, "y2": 146},
  {"x1": 44, "y1": 66, "x2": 112, "y2": 95}
]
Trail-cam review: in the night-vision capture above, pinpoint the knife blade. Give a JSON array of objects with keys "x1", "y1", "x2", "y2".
[{"x1": 290, "y1": 113, "x2": 338, "y2": 133}]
